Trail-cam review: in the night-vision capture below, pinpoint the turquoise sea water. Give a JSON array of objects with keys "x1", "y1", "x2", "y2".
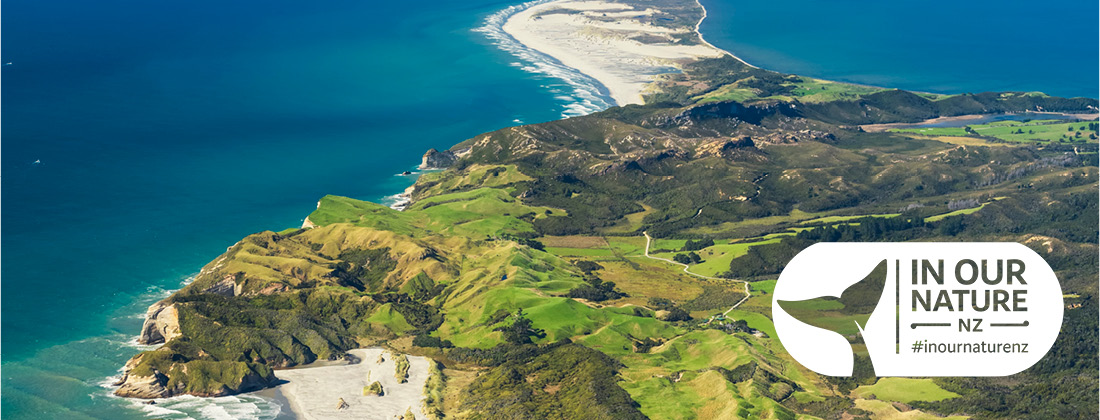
[
  {"x1": 0, "y1": 0, "x2": 608, "y2": 418},
  {"x1": 1, "y1": 0, "x2": 1096, "y2": 418}
]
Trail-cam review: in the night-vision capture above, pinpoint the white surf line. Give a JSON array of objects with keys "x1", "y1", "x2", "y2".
[{"x1": 642, "y1": 232, "x2": 751, "y2": 321}]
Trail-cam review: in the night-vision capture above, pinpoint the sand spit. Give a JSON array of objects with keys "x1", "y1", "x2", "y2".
[{"x1": 502, "y1": 0, "x2": 725, "y2": 106}]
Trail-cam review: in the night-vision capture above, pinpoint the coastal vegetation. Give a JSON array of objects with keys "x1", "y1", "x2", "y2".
[
  {"x1": 423, "y1": 360, "x2": 446, "y2": 419},
  {"x1": 112, "y1": 0, "x2": 1098, "y2": 418},
  {"x1": 115, "y1": 95, "x2": 1098, "y2": 416},
  {"x1": 394, "y1": 353, "x2": 410, "y2": 383},
  {"x1": 364, "y1": 381, "x2": 384, "y2": 396}
]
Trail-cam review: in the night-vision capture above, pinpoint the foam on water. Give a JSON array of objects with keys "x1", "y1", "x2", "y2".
[
  {"x1": 124, "y1": 394, "x2": 283, "y2": 420},
  {"x1": 1, "y1": 0, "x2": 576, "y2": 418},
  {"x1": 84, "y1": 272, "x2": 286, "y2": 420},
  {"x1": 475, "y1": 0, "x2": 616, "y2": 118}
]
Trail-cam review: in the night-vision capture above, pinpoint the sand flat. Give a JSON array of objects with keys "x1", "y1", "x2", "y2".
[
  {"x1": 275, "y1": 348, "x2": 429, "y2": 420},
  {"x1": 503, "y1": 0, "x2": 726, "y2": 106}
]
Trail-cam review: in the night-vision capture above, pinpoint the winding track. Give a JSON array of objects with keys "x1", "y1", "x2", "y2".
[{"x1": 642, "y1": 231, "x2": 751, "y2": 319}]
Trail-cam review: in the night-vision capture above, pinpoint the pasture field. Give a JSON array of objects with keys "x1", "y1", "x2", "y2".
[
  {"x1": 852, "y1": 378, "x2": 960, "y2": 404},
  {"x1": 971, "y1": 120, "x2": 1097, "y2": 143},
  {"x1": 690, "y1": 238, "x2": 783, "y2": 277},
  {"x1": 925, "y1": 203, "x2": 988, "y2": 222},
  {"x1": 892, "y1": 119, "x2": 1098, "y2": 143},
  {"x1": 854, "y1": 399, "x2": 969, "y2": 420},
  {"x1": 799, "y1": 213, "x2": 899, "y2": 225}
]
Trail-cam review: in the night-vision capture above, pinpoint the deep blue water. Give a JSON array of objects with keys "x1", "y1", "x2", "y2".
[
  {"x1": 2, "y1": 0, "x2": 1097, "y2": 418},
  {"x1": 701, "y1": 0, "x2": 1099, "y2": 98}
]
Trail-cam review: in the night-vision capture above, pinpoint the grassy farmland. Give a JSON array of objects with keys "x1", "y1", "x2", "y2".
[{"x1": 892, "y1": 119, "x2": 1099, "y2": 144}]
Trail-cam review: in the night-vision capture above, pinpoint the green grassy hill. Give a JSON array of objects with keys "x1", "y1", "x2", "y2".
[{"x1": 113, "y1": 5, "x2": 1098, "y2": 416}]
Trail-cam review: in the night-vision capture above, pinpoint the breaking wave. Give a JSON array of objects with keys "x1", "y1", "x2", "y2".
[{"x1": 475, "y1": 0, "x2": 616, "y2": 118}]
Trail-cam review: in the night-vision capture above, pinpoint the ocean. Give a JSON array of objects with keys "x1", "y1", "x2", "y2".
[
  {"x1": 0, "y1": 0, "x2": 607, "y2": 418},
  {"x1": 699, "y1": 0, "x2": 1099, "y2": 98},
  {"x1": 1, "y1": 0, "x2": 1095, "y2": 418}
]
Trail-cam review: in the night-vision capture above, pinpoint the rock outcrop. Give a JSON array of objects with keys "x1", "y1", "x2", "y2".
[
  {"x1": 114, "y1": 371, "x2": 172, "y2": 399},
  {"x1": 203, "y1": 275, "x2": 242, "y2": 297},
  {"x1": 113, "y1": 351, "x2": 278, "y2": 399},
  {"x1": 113, "y1": 355, "x2": 174, "y2": 399},
  {"x1": 138, "y1": 301, "x2": 181, "y2": 345},
  {"x1": 419, "y1": 148, "x2": 457, "y2": 169}
]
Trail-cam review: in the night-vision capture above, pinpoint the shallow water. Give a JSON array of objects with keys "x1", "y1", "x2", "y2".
[
  {"x1": 0, "y1": 0, "x2": 610, "y2": 418},
  {"x1": 3, "y1": 0, "x2": 1096, "y2": 418}
]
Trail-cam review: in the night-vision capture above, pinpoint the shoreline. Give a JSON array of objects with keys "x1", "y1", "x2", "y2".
[
  {"x1": 252, "y1": 387, "x2": 298, "y2": 420},
  {"x1": 693, "y1": 0, "x2": 755, "y2": 68},
  {"x1": 500, "y1": 0, "x2": 726, "y2": 106},
  {"x1": 48, "y1": 0, "x2": 1095, "y2": 418},
  {"x1": 477, "y1": 0, "x2": 616, "y2": 117},
  {"x1": 499, "y1": 0, "x2": 1096, "y2": 109}
]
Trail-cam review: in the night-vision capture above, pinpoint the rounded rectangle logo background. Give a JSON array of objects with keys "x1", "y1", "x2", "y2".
[{"x1": 773, "y1": 243, "x2": 1063, "y2": 377}]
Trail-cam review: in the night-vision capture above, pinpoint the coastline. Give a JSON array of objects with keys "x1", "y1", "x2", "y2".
[
  {"x1": 104, "y1": 1, "x2": 1099, "y2": 418},
  {"x1": 500, "y1": 0, "x2": 726, "y2": 106},
  {"x1": 252, "y1": 388, "x2": 298, "y2": 420},
  {"x1": 476, "y1": 0, "x2": 617, "y2": 117},
  {"x1": 693, "y1": 0, "x2": 754, "y2": 68},
  {"x1": 16, "y1": 0, "x2": 1097, "y2": 417}
]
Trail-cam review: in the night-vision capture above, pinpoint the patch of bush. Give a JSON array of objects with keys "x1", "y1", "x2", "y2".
[
  {"x1": 564, "y1": 276, "x2": 626, "y2": 302},
  {"x1": 363, "y1": 381, "x2": 383, "y2": 396},
  {"x1": 394, "y1": 354, "x2": 410, "y2": 383},
  {"x1": 413, "y1": 334, "x2": 455, "y2": 349},
  {"x1": 458, "y1": 343, "x2": 647, "y2": 420},
  {"x1": 682, "y1": 238, "x2": 714, "y2": 251}
]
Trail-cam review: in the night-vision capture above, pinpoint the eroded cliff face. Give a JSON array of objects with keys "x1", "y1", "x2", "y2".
[
  {"x1": 138, "y1": 302, "x2": 181, "y2": 345},
  {"x1": 115, "y1": 289, "x2": 284, "y2": 399},
  {"x1": 113, "y1": 354, "x2": 172, "y2": 399},
  {"x1": 419, "y1": 148, "x2": 457, "y2": 169},
  {"x1": 113, "y1": 351, "x2": 277, "y2": 398},
  {"x1": 113, "y1": 224, "x2": 459, "y2": 399}
]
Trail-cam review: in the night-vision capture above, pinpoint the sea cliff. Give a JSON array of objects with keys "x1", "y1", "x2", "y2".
[{"x1": 111, "y1": 1, "x2": 1098, "y2": 418}]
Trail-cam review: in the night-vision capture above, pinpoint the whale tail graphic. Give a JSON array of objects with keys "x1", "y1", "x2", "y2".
[{"x1": 777, "y1": 259, "x2": 888, "y2": 376}]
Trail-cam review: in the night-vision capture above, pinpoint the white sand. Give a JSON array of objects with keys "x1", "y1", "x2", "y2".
[
  {"x1": 502, "y1": 0, "x2": 727, "y2": 106},
  {"x1": 275, "y1": 348, "x2": 430, "y2": 420}
]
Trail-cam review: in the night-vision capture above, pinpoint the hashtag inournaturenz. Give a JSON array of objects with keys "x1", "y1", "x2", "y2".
[{"x1": 912, "y1": 340, "x2": 923, "y2": 353}]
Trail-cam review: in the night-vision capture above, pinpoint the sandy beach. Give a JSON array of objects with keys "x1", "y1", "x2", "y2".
[
  {"x1": 274, "y1": 348, "x2": 431, "y2": 420},
  {"x1": 502, "y1": 0, "x2": 727, "y2": 106}
]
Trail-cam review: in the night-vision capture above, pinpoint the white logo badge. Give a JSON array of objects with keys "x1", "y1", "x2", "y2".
[{"x1": 772, "y1": 243, "x2": 1063, "y2": 376}]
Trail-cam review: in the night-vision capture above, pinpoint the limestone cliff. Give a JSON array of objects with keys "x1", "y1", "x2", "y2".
[
  {"x1": 113, "y1": 223, "x2": 461, "y2": 399},
  {"x1": 137, "y1": 301, "x2": 181, "y2": 345},
  {"x1": 114, "y1": 351, "x2": 277, "y2": 398},
  {"x1": 419, "y1": 148, "x2": 456, "y2": 169}
]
